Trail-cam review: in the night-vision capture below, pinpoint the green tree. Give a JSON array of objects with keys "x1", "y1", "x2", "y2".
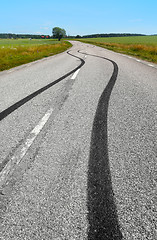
[
  {"x1": 75, "y1": 35, "x2": 81, "y2": 38},
  {"x1": 52, "y1": 27, "x2": 66, "y2": 41}
]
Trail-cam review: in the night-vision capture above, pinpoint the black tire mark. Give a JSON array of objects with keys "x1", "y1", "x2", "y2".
[
  {"x1": 0, "y1": 51, "x2": 85, "y2": 121},
  {"x1": 79, "y1": 51, "x2": 123, "y2": 239}
]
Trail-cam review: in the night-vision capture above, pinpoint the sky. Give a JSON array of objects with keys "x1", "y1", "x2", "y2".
[{"x1": 1, "y1": 0, "x2": 157, "y2": 36}]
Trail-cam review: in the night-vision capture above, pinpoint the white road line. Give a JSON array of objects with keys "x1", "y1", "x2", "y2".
[
  {"x1": 71, "y1": 69, "x2": 80, "y2": 79},
  {"x1": 0, "y1": 108, "x2": 53, "y2": 186},
  {"x1": 121, "y1": 54, "x2": 156, "y2": 68},
  {"x1": 8, "y1": 70, "x2": 15, "y2": 73},
  {"x1": 148, "y1": 64, "x2": 154, "y2": 67}
]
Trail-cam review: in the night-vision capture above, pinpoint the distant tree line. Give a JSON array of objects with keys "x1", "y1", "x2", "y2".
[
  {"x1": 81, "y1": 33, "x2": 146, "y2": 38},
  {"x1": 0, "y1": 32, "x2": 146, "y2": 40},
  {"x1": 0, "y1": 33, "x2": 51, "y2": 39},
  {"x1": 67, "y1": 33, "x2": 146, "y2": 39}
]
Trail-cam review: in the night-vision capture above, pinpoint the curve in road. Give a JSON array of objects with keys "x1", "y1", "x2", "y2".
[
  {"x1": 0, "y1": 51, "x2": 85, "y2": 122},
  {"x1": 79, "y1": 51, "x2": 122, "y2": 239}
]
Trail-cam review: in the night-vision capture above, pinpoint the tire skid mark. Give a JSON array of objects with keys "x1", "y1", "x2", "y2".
[
  {"x1": 0, "y1": 51, "x2": 85, "y2": 122},
  {"x1": 79, "y1": 50, "x2": 123, "y2": 239},
  {"x1": 0, "y1": 50, "x2": 85, "y2": 186}
]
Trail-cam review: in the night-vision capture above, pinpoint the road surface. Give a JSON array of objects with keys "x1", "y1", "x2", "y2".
[{"x1": 0, "y1": 41, "x2": 157, "y2": 239}]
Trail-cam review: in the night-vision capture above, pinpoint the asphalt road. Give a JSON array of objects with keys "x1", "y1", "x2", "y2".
[{"x1": 0, "y1": 41, "x2": 156, "y2": 239}]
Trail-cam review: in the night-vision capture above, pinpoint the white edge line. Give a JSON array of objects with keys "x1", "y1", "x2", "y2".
[
  {"x1": 8, "y1": 70, "x2": 15, "y2": 73},
  {"x1": 121, "y1": 54, "x2": 156, "y2": 68},
  {"x1": 71, "y1": 69, "x2": 80, "y2": 80},
  {"x1": 116, "y1": 52, "x2": 156, "y2": 68},
  {"x1": 0, "y1": 108, "x2": 53, "y2": 185},
  {"x1": 148, "y1": 64, "x2": 154, "y2": 67}
]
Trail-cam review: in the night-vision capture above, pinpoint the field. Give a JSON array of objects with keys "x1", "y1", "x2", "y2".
[
  {"x1": 0, "y1": 39, "x2": 72, "y2": 71},
  {"x1": 78, "y1": 36, "x2": 157, "y2": 63}
]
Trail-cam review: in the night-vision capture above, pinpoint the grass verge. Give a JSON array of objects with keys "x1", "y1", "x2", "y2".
[
  {"x1": 0, "y1": 40, "x2": 72, "y2": 71},
  {"x1": 78, "y1": 37, "x2": 157, "y2": 63}
]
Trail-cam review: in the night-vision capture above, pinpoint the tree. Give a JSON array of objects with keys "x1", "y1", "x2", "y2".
[
  {"x1": 75, "y1": 35, "x2": 81, "y2": 38},
  {"x1": 52, "y1": 27, "x2": 66, "y2": 41}
]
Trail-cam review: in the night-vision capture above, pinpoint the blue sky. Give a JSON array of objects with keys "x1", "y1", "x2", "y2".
[{"x1": 1, "y1": 0, "x2": 157, "y2": 36}]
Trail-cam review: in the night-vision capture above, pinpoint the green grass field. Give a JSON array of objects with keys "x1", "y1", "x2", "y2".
[
  {"x1": 0, "y1": 39, "x2": 72, "y2": 71},
  {"x1": 0, "y1": 39, "x2": 59, "y2": 47},
  {"x1": 78, "y1": 36, "x2": 157, "y2": 63}
]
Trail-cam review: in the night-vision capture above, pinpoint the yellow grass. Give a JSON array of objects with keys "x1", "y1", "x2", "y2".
[
  {"x1": 0, "y1": 41, "x2": 72, "y2": 71},
  {"x1": 79, "y1": 40, "x2": 157, "y2": 63}
]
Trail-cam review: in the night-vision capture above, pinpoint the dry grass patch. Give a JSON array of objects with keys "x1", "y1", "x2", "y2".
[
  {"x1": 78, "y1": 38, "x2": 157, "y2": 63},
  {"x1": 0, "y1": 41, "x2": 72, "y2": 71}
]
